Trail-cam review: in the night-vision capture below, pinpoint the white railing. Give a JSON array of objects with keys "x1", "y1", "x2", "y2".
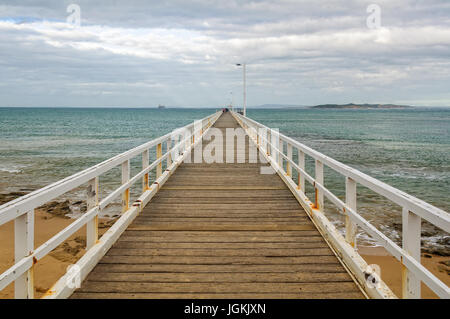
[
  {"x1": 232, "y1": 111, "x2": 449, "y2": 299},
  {"x1": 0, "y1": 111, "x2": 221, "y2": 299}
]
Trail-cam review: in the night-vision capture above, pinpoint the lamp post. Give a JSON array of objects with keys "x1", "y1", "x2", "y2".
[
  {"x1": 236, "y1": 63, "x2": 246, "y2": 116},
  {"x1": 230, "y1": 91, "x2": 233, "y2": 111}
]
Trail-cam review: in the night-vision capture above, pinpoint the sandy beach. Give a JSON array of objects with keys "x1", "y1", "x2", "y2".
[
  {"x1": 359, "y1": 246, "x2": 450, "y2": 298},
  {"x1": 0, "y1": 201, "x2": 448, "y2": 299},
  {"x1": 0, "y1": 205, "x2": 113, "y2": 299}
]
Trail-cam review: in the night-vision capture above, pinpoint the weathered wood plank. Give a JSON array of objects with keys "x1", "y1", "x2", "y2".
[
  {"x1": 85, "y1": 272, "x2": 353, "y2": 283},
  {"x1": 71, "y1": 292, "x2": 363, "y2": 299},
  {"x1": 99, "y1": 255, "x2": 340, "y2": 265},
  {"x1": 77, "y1": 282, "x2": 359, "y2": 293},
  {"x1": 106, "y1": 248, "x2": 334, "y2": 257},
  {"x1": 92, "y1": 263, "x2": 346, "y2": 273},
  {"x1": 126, "y1": 224, "x2": 316, "y2": 231},
  {"x1": 122, "y1": 230, "x2": 321, "y2": 237},
  {"x1": 111, "y1": 241, "x2": 329, "y2": 249},
  {"x1": 118, "y1": 235, "x2": 325, "y2": 243}
]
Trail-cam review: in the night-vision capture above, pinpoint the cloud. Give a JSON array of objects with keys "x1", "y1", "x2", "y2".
[{"x1": 0, "y1": 0, "x2": 449, "y2": 106}]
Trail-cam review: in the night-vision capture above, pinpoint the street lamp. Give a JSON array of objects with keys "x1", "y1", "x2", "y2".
[
  {"x1": 230, "y1": 91, "x2": 233, "y2": 111},
  {"x1": 236, "y1": 63, "x2": 246, "y2": 116}
]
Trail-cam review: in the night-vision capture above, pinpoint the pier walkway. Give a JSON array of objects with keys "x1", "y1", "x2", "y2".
[
  {"x1": 1, "y1": 111, "x2": 448, "y2": 299},
  {"x1": 71, "y1": 112, "x2": 363, "y2": 299}
]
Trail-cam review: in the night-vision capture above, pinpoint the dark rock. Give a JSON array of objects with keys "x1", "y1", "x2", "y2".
[
  {"x1": 38, "y1": 200, "x2": 71, "y2": 219},
  {"x1": 422, "y1": 246, "x2": 450, "y2": 257},
  {"x1": 0, "y1": 191, "x2": 28, "y2": 205}
]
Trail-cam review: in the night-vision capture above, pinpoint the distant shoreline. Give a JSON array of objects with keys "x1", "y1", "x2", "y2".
[{"x1": 310, "y1": 103, "x2": 412, "y2": 109}]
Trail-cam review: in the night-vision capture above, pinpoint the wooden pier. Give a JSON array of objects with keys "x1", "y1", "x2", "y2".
[
  {"x1": 71, "y1": 112, "x2": 363, "y2": 299},
  {"x1": 1, "y1": 111, "x2": 448, "y2": 299}
]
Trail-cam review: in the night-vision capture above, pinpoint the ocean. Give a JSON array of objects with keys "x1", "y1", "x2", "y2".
[{"x1": 0, "y1": 107, "x2": 449, "y2": 249}]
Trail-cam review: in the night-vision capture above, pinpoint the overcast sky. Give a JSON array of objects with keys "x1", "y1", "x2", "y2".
[{"x1": 0, "y1": 0, "x2": 449, "y2": 107}]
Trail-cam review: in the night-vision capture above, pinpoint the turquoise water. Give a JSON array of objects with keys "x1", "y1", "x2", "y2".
[
  {"x1": 0, "y1": 107, "x2": 449, "y2": 246},
  {"x1": 247, "y1": 108, "x2": 450, "y2": 213},
  {"x1": 0, "y1": 107, "x2": 215, "y2": 191}
]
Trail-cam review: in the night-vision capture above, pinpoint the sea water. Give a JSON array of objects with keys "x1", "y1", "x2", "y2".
[{"x1": 0, "y1": 107, "x2": 448, "y2": 248}]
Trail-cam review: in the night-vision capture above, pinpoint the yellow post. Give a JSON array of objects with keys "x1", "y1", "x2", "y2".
[
  {"x1": 142, "y1": 150, "x2": 149, "y2": 192},
  {"x1": 122, "y1": 160, "x2": 130, "y2": 213},
  {"x1": 156, "y1": 143, "x2": 162, "y2": 178}
]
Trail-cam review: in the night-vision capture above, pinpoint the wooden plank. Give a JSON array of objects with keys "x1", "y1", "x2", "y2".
[
  {"x1": 155, "y1": 189, "x2": 295, "y2": 196},
  {"x1": 126, "y1": 224, "x2": 316, "y2": 231},
  {"x1": 162, "y1": 186, "x2": 287, "y2": 190},
  {"x1": 85, "y1": 272, "x2": 353, "y2": 283},
  {"x1": 99, "y1": 255, "x2": 340, "y2": 265},
  {"x1": 132, "y1": 218, "x2": 309, "y2": 224},
  {"x1": 135, "y1": 213, "x2": 308, "y2": 218},
  {"x1": 118, "y1": 235, "x2": 325, "y2": 243},
  {"x1": 72, "y1": 292, "x2": 363, "y2": 299},
  {"x1": 111, "y1": 241, "x2": 329, "y2": 249},
  {"x1": 122, "y1": 230, "x2": 321, "y2": 237},
  {"x1": 106, "y1": 248, "x2": 334, "y2": 257},
  {"x1": 92, "y1": 263, "x2": 346, "y2": 273},
  {"x1": 77, "y1": 281, "x2": 359, "y2": 293}
]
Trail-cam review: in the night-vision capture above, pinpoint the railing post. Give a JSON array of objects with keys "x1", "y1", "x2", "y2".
[
  {"x1": 402, "y1": 207, "x2": 421, "y2": 299},
  {"x1": 121, "y1": 160, "x2": 130, "y2": 213},
  {"x1": 297, "y1": 149, "x2": 305, "y2": 191},
  {"x1": 267, "y1": 130, "x2": 271, "y2": 156},
  {"x1": 14, "y1": 210, "x2": 34, "y2": 299},
  {"x1": 286, "y1": 143, "x2": 292, "y2": 177},
  {"x1": 86, "y1": 177, "x2": 99, "y2": 250},
  {"x1": 278, "y1": 138, "x2": 283, "y2": 170},
  {"x1": 167, "y1": 138, "x2": 172, "y2": 167},
  {"x1": 314, "y1": 160, "x2": 324, "y2": 211},
  {"x1": 185, "y1": 129, "x2": 190, "y2": 152},
  {"x1": 345, "y1": 177, "x2": 357, "y2": 248},
  {"x1": 156, "y1": 143, "x2": 162, "y2": 178},
  {"x1": 142, "y1": 149, "x2": 149, "y2": 192}
]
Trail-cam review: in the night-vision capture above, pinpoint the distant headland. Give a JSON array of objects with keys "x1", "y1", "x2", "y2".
[{"x1": 311, "y1": 103, "x2": 411, "y2": 109}]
